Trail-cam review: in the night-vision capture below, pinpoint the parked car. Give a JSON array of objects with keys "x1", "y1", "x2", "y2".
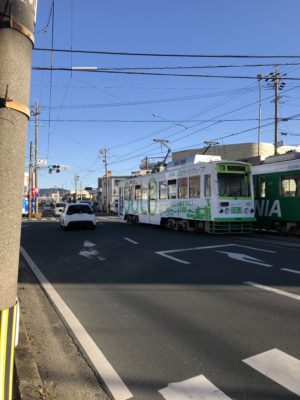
[
  {"x1": 60, "y1": 203, "x2": 96, "y2": 230},
  {"x1": 43, "y1": 203, "x2": 53, "y2": 212},
  {"x1": 91, "y1": 201, "x2": 100, "y2": 213},
  {"x1": 53, "y1": 202, "x2": 67, "y2": 216}
]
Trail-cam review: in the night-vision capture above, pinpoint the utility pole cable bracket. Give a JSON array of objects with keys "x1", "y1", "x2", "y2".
[
  {"x1": 0, "y1": 97, "x2": 30, "y2": 118},
  {"x1": 0, "y1": 12, "x2": 35, "y2": 44}
]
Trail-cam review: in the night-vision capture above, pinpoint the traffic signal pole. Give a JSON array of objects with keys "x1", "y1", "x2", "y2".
[{"x1": 0, "y1": 1, "x2": 37, "y2": 399}]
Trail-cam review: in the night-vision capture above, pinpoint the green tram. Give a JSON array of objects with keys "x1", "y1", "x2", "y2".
[
  {"x1": 252, "y1": 155, "x2": 300, "y2": 234},
  {"x1": 119, "y1": 155, "x2": 255, "y2": 234}
]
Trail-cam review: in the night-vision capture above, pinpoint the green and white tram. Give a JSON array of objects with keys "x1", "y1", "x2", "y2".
[
  {"x1": 252, "y1": 154, "x2": 300, "y2": 234},
  {"x1": 119, "y1": 155, "x2": 255, "y2": 234}
]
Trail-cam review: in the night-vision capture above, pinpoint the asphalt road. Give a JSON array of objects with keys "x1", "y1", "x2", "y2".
[{"x1": 20, "y1": 217, "x2": 300, "y2": 400}]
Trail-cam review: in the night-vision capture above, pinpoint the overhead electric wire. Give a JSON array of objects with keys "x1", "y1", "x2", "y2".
[
  {"x1": 33, "y1": 47, "x2": 300, "y2": 59},
  {"x1": 32, "y1": 66, "x2": 300, "y2": 80}
]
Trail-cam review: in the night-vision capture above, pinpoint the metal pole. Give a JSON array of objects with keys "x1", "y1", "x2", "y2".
[
  {"x1": 0, "y1": 1, "x2": 37, "y2": 398},
  {"x1": 28, "y1": 141, "x2": 33, "y2": 218},
  {"x1": 33, "y1": 103, "x2": 40, "y2": 213},
  {"x1": 274, "y1": 69, "x2": 279, "y2": 156},
  {"x1": 257, "y1": 74, "x2": 262, "y2": 157}
]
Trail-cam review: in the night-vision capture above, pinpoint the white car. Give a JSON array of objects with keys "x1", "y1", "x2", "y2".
[
  {"x1": 53, "y1": 202, "x2": 67, "y2": 216},
  {"x1": 60, "y1": 203, "x2": 96, "y2": 230}
]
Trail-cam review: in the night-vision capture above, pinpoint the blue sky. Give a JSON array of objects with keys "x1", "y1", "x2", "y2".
[{"x1": 28, "y1": 0, "x2": 300, "y2": 189}]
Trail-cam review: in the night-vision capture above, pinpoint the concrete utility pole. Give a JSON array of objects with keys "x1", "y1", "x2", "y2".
[
  {"x1": 265, "y1": 68, "x2": 286, "y2": 155},
  {"x1": 32, "y1": 102, "x2": 40, "y2": 213},
  {"x1": 0, "y1": 1, "x2": 37, "y2": 399},
  {"x1": 257, "y1": 74, "x2": 263, "y2": 157},
  {"x1": 74, "y1": 174, "x2": 79, "y2": 201},
  {"x1": 100, "y1": 148, "x2": 109, "y2": 214},
  {"x1": 28, "y1": 141, "x2": 33, "y2": 218}
]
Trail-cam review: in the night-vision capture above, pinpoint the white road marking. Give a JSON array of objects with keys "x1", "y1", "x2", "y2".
[
  {"x1": 244, "y1": 281, "x2": 300, "y2": 301},
  {"x1": 234, "y1": 244, "x2": 276, "y2": 253},
  {"x1": 155, "y1": 243, "x2": 276, "y2": 264},
  {"x1": 124, "y1": 237, "x2": 139, "y2": 245},
  {"x1": 79, "y1": 249, "x2": 100, "y2": 259},
  {"x1": 156, "y1": 244, "x2": 237, "y2": 264},
  {"x1": 217, "y1": 251, "x2": 273, "y2": 267},
  {"x1": 84, "y1": 240, "x2": 96, "y2": 248},
  {"x1": 281, "y1": 268, "x2": 300, "y2": 275},
  {"x1": 159, "y1": 374, "x2": 232, "y2": 399},
  {"x1": 243, "y1": 349, "x2": 300, "y2": 396},
  {"x1": 20, "y1": 247, "x2": 133, "y2": 400}
]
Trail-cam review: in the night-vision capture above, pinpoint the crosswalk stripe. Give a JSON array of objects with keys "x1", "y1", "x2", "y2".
[
  {"x1": 243, "y1": 349, "x2": 300, "y2": 396},
  {"x1": 159, "y1": 375, "x2": 232, "y2": 399}
]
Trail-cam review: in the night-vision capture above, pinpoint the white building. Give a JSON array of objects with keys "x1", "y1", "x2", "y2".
[{"x1": 98, "y1": 172, "x2": 127, "y2": 212}]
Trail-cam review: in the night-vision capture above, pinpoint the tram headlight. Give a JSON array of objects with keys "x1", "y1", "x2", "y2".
[
  {"x1": 250, "y1": 208, "x2": 254, "y2": 213},
  {"x1": 219, "y1": 209, "x2": 224, "y2": 213}
]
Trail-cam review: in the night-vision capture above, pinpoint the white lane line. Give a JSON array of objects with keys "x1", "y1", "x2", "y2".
[
  {"x1": 244, "y1": 281, "x2": 300, "y2": 301},
  {"x1": 234, "y1": 244, "x2": 276, "y2": 254},
  {"x1": 20, "y1": 247, "x2": 133, "y2": 400},
  {"x1": 124, "y1": 237, "x2": 139, "y2": 245},
  {"x1": 281, "y1": 268, "x2": 300, "y2": 275},
  {"x1": 159, "y1": 374, "x2": 232, "y2": 399},
  {"x1": 243, "y1": 349, "x2": 300, "y2": 396}
]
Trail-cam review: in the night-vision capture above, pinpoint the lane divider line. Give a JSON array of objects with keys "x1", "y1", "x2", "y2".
[
  {"x1": 244, "y1": 281, "x2": 300, "y2": 301},
  {"x1": 123, "y1": 237, "x2": 139, "y2": 245},
  {"x1": 20, "y1": 246, "x2": 133, "y2": 400},
  {"x1": 281, "y1": 268, "x2": 300, "y2": 275}
]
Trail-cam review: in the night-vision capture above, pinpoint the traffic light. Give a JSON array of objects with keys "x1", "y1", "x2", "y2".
[{"x1": 48, "y1": 164, "x2": 60, "y2": 173}]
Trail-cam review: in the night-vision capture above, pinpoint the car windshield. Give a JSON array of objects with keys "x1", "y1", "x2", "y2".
[
  {"x1": 67, "y1": 204, "x2": 92, "y2": 214},
  {"x1": 56, "y1": 203, "x2": 66, "y2": 208},
  {"x1": 218, "y1": 173, "x2": 251, "y2": 197}
]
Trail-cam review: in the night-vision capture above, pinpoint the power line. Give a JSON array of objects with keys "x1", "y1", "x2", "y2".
[
  {"x1": 33, "y1": 47, "x2": 300, "y2": 59},
  {"x1": 32, "y1": 66, "x2": 300, "y2": 80}
]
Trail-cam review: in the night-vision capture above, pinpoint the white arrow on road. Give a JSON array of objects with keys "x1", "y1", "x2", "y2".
[
  {"x1": 159, "y1": 375, "x2": 232, "y2": 399},
  {"x1": 217, "y1": 251, "x2": 272, "y2": 267},
  {"x1": 79, "y1": 241, "x2": 106, "y2": 261}
]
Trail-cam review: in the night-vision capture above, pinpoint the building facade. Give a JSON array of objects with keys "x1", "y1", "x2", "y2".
[
  {"x1": 172, "y1": 142, "x2": 300, "y2": 164},
  {"x1": 98, "y1": 172, "x2": 127, "y2": 212}
]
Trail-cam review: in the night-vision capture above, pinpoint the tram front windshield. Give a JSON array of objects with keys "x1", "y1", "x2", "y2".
[{"x1": 218, "y1": 173, "x2": 250, "y2": 197}]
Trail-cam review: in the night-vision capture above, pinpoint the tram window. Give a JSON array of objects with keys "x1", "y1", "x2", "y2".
[
  {"x1": 281, "y1": 174, "x2": 300, "y2": 197},
  {"x1": 189, "y1": 176, "x2": 200, "y2": 198},
  {"x1": 135, "y1": 185, "x2": 141, "y2": 200},
  {"x1": 168, "y1": 179, "x2": 177, "y2": 199},
  {"x1": 204, "y1": 175, "x2": 211, "y2": 197},
  {"x1": 159, "y1": 181, "x2": 168, "y2": 199},
  {"x1": 149, "y1": 181, "x2": 156, "y2": 200},
  {"x1": 129, "y1": 186, "x2": 134, "y2": 200},
  {"x1": 142, "y1": 184, "x2": 148, "y2": 200},
  {"x1": 124, "y1": 185, "x2": 129, "y2": 200},
  {"x1": 259, "y1": 177, "x2": 266, "y2": 198},
  {"x1": 178, "y1": 177, "x2": 188, "y2": 199}
]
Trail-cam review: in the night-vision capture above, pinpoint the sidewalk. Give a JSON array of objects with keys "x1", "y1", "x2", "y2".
[{"x1": 15, "y1": 257, "x2": 111, "y2": 400}]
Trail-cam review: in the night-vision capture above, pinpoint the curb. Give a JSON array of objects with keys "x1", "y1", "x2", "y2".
[{"x1": 14, "y1": 317, "x2": 52, "y2": 400}]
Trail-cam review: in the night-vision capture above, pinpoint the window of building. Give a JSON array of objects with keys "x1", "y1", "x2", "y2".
[
  {"x1": 204, "y1": 175, "x2": 211, "y2": 197},
  {"x1": 168, "y1": 179, "x2": 177, "y2": 199},
  {"x1": 159, "y1": 181, "x2": 168, "y2": 199},
  {"x1": 189, "y1": 175, "x2": 200, "y2": 198},
  {"x1": 178, "y1": 177, "x2": 188, "y2": 199},
  {"x1": 281, "y1": 174, "x2": 300, "y2": 197}
]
